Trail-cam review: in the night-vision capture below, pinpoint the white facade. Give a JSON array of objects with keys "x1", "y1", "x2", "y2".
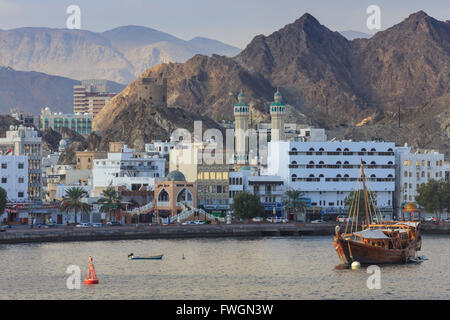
[
  {"x1": 145, "y1": 141, "x2": 174, "y2": 157},
  {"x1": 395, "y1": 145, "x2": 445, "y2": 216},
  {"x1": 268, "y1": 140, "x2": 395, "y2": 215},
  {"x1": 92, "y1": 145, "x2": 165, "y2": 192},
  {"x1": 0, "y1": 126, "x2": 42, "y2": 200},
  {"x1": 0, "y1": 155, "x2": 28, "y2": 202},
  {"x1": 229, "y1": 169, "x2": 285, "y2": 216}
]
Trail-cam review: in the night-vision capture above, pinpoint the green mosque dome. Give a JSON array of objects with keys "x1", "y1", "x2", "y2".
[{"x1": 167, "y1": 170, "x2": 186, "y2": 181}]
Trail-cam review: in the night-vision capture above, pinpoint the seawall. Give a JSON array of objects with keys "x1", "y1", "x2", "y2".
[{"x1": 0, "y1": 222, "x2": 448, "y2": 245}]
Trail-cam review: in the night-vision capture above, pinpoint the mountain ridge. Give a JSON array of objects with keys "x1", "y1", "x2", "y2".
[
  {"x1": 94, "y1": 11, "x2": 449, "y2": 156},
  {"x1": 0, "y1": 25, "x2": 242, "y2": 84}
]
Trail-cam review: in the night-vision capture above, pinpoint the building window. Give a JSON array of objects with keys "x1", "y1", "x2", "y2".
[
  {"x1": 18, "y1": 192, "x2": 24, "y2": 198},
  {"x1": 404, "y1": 160, "x2": 408, "y2": 166},
  {"x1": 1, "y1": 163, "x2": 6, "y2": 169},
  {"x1": 18, "y1": 163, "x2": 24, "y2": 169},
  {"x1": 1, "y1": 177, "x2": 6, "y2": 183},
  {"x1": 18, "y1": 177, "x2": 24, "y2": 183}
]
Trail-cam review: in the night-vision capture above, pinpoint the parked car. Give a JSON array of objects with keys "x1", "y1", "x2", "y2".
[
  {"x1": 107, "y1": 221, "x2": 122, "y2": 226},
  {"x1": 311, "y1": 219, "x2": 326, "y2": 224},
  {"x1": 193, "y1": 220, "x2": 205, "y2": 225},
  {"x1": 267, "y1": 217, "x2": 286, "y2": 223},
  {"x1": 76, "y1": 223, "x2": 91, "y2": 228},
  {"x1": 251, "y1": 217, "x2": 264, "y2": 222},
  {"x1": 336, "y1": 215, "x2": 347, "y2": 223},
  {"x1": 424, "y1": 217, "x2": 436, "y2": 222},
  {"x1": 444, "y1": 218, "x2": 450, "y2": 223},
  {"x1": 92, "y1": 223, "x2": 103, "y2": 227}
]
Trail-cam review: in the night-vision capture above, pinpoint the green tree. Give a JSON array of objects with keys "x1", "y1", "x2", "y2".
[
  {"x1": 283, "y1": 189, "x2": 307, "y2": 220},
  {"x1": 97, "y1": 187, "x2": 125, "y2": 222},
  {"x1": 232, "y1": 191, "x2": 264, "y2": 220},
  {"x1": 60, "y1": 187, "x2": 91, "y2": 225},
  {"x1": 344, "y1": 189, "x2": 377, "y2": 222},
  {"x1": 0, "y1": 187, "x2": 7, "y2": 218},
  {"x1": 416, "y1": 179, "x2": 449, "y2": 220}
]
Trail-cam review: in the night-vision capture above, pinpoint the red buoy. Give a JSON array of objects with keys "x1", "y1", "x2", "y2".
[{"x1": 84, "y1": 256, "x2": 99, "y2": 285}]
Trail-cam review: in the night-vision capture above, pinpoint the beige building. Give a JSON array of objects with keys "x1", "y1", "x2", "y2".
[
  {"x1": 154, "y1": 171, "x2": 197, "y2": 218},
  {"x1": 73, "y1": 80, "x2": 117, "y2": 117},
  {"x1": 75, "y1": 151, "x2": 107, "y2": 170},
  {"x1": 197, "y1": 164, "x2": 231, "y2": 215}
]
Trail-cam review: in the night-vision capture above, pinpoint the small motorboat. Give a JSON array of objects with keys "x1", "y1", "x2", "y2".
[{"x1": 128, "y1": 253, "x2": 163, "y2": 260}]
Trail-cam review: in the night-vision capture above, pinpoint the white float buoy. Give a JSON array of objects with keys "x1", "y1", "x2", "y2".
[{"x1": 351, "y1": 261, "x2": 361, "y2": 269}]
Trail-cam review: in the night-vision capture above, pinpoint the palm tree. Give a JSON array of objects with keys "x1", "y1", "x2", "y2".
[
  {"x1": 97, "y1": 187, "x2": 125, "y2": 223},
  {"x1": 60, "y1": 187, "x2": 91, "y2": 225},
  {"x1": 284, "y1": 189, "x2": 307, "y2": 221}
]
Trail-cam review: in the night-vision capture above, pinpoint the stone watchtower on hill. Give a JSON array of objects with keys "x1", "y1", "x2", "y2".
[{"x1": 137, "y1": 77, "x2": 167, "y2": 107}]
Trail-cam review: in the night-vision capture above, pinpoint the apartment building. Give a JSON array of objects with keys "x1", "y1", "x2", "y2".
[
  {"x1": 40, "y1": 107, "x2": 93, "y2": 135},
  {"x1": 395, "y1": 145, "x2": 445, "y2": 216},
  {"x1": 268, "y1": 140, "x2": 396, "y2": 218},
  {"x1": 0, "y1": 126, "x2": 42, "y2": 200}
]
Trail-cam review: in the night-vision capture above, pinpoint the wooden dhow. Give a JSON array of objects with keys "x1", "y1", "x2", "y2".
[{"x1": 334, "y1": 163, "x2": 422, "y2": 265}]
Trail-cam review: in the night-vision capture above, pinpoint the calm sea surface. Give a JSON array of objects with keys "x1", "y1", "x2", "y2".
[{"x1": 0, "y1": 235, "x2": 448, "y2": 299}]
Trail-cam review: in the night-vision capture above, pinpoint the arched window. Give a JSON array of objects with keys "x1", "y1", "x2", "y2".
[
  {"x1": 309, "y1": 174, "x2": 315, "y2": 178},
  {"x1": 344, "y1": 148, "x2": 349, "y2": 152},
  {"x1": 344, "y1": 161, "x2": 349, "y2": 164},
  {"x1": 319, "y1": 174, "x2": 324, "y2": 178},
  {"x1": 371, "y1": 161, "x2": 376, "y2": 165},
  {"x1": 336, "y1": 148, "x2": 342, "y2": 152},
  {"x1": 387, "y1": 174, "x2": 393, "y2": 178},
  {"x1": 371, "y1": 148, "x2": 376, "y2": 152},
  {"x1": 336, "y1": 174, "x2": 342, "y2": 178},
  {"x1": 336, "y1": 161, "x2": 342, "y2": 165},
  {"x1": 309, "y1": 148, "x2": 315, "y2": 152},
  {"x1": 158, "y1": 189, "x2": 170, "y2": 202},
  {"x1": 361, "y1": 148, "x2": 366, "y2": 152},
  {"x1": 362, "y1": 161, "x2": 366, "y2": 165},
  {"x1": 387, "y1": 148, "x2": 393, "y2": 152},
  {"x1": 291, "y1": 161, "x2": 297, "y2": 165},
  {"x1": 319, "y1": 148, "x2": 324, "y2": 151},
  {"x1": 344, "y1": 174, "x2": 349, "y2": 178},
  {"x1": 319, "y1": 161, "x2": 324, "y2": 164},
  {"x1": 370, "y1": 174, "x2": 376, "y2": 178},
  {"x1": 291, "y1": 148, "x2": 297, "y2": 152},
  {"x1": 309, "y1": 161, "x2": 315, "y2": 165},
  {"x1": 291, "y1": 174, "x2": 297, "y2": 182},
  {"x1": 388, "y1": 161, "x2": 393, "y2": 165}
]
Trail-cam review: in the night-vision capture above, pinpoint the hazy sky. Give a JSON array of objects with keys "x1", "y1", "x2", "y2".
[{"x1": 0, "y1": 0, "x2": 448, "y2": 48}]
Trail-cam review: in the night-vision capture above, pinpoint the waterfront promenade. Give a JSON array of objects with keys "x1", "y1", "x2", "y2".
[{"x1": 0, "y1": 222, "x2": 448, "y2": 244}]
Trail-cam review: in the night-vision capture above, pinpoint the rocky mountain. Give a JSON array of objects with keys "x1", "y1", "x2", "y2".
[
  {"x1": 0, "y1": 26, "x2": 241, "y2": 84},
  {"x1": 95, "y1": 11, "x2": 449, "y2": 156},
  {"x1": 0, "y1": 67, "x2": 76, "y2": 114},
  {"x1": 0, "y1": 67, "x2": 125, "y2": 115}
]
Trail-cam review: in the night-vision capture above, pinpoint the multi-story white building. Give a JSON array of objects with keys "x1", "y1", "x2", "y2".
[
  {"x1": 229, "y1": 167, "x2": 285, "y2": 216},
  {"x1": 0, "y1": 155, "x2": 28, "y2": 202},
  {"x1": 92, "y1": 145, "x2": 165, "y2": 196},
  {"x1": 145, "y1": 141, "x2": 175, "y2": 157},
  {"x1": 257, "y1": 124, "x2": 327, "y2": 143},
  {"x1": 395, "y1": 145, "x2": 446, "y2": 217},
  {"x1": 268, "y1": 140, "x2": 396, "y2": 217},
  {"x1": 0, "y1": 126, "x2": 42, "y2": 200}
]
